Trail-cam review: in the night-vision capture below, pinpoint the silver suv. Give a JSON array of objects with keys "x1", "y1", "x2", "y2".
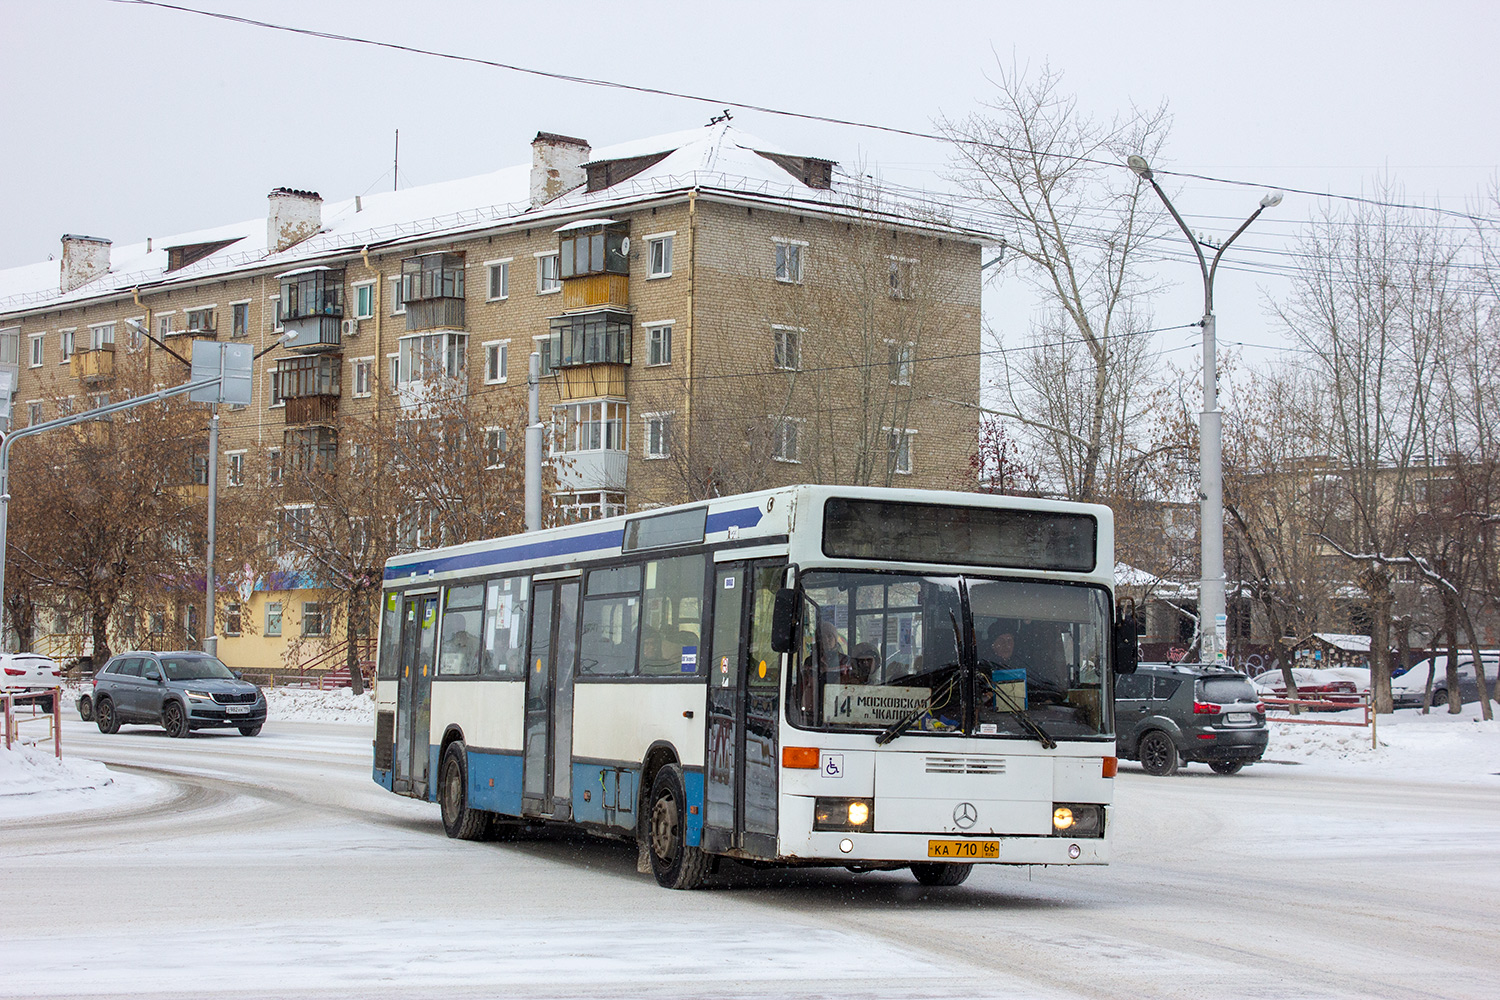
[{"x1": 92, "y1": 651, "x2": 267, "y2": 738}]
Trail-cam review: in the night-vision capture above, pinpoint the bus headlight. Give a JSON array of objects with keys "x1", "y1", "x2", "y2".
[
  {"x1": 1052, "y1": 803, "x2": 1104, "y2": 838},
  {"x1": 813, "y1": 797, "x2": 874, "y2": 832}
]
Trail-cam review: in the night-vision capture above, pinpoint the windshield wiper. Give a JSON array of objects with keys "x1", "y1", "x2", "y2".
[
  {"x1": 876, "y1": 671, "x2": 957, "y2": 745},
  {"x1": 980, "y1": 670, "x2": 1057, "y2": 749}
]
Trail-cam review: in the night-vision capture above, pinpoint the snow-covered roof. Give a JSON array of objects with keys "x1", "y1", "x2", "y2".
[
  {"x1": 0, "y1": 123, "x2": 989, "y2": 317},
  {"x1": 1308, "y1": 633, "x2": 1373, "y2": 652}
]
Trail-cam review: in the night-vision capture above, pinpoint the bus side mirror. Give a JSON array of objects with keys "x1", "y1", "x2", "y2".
[
  {"x1": 1114, "y1": 599, "x2": 1138, "y2": 675},
  {"x1": 770, "y1": 588, "x2": 798, "y2": 654}
]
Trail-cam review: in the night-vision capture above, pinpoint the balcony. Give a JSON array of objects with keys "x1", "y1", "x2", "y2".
[
  {"x1": 276, "y1": 354, "x2": 341, "y2": 425},
  {"x1": 71, "y1": 345, "x2": 115, "y2": 382},
  {"x1": 402, "y1": 253, "x2": 465, "y2": 332},
  {"x1": 562, "y1": 272, "x2": 629, "y2": 311},
  {"x1": 547, "y1": 310, "x2": 630, "y2": 402},
  {"x1": 279, "y1": 266, "x2": 345, "y2": 351}
]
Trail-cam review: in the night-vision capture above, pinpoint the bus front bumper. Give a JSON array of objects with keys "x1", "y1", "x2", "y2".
[{"x1": 779, "y1": 830, "x2": 1109, "y2": 866}]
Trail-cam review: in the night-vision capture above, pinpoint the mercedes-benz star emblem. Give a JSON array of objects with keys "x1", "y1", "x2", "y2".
[{"x1": 953, "y1": 802, "x2": 978, "y2": 829}]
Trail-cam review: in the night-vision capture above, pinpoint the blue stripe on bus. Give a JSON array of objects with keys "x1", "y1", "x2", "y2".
[
  {"x1": 372, "y1": 766, "x2": 394, "y2": 792},
  {"x1": 683, "y1": 769, "x2": 705, "y2": 847},
  {"x1": 467, "y1": 750, "x2": 524, "y2": 815},
  {"x1": 383, "y1": 504, "x2": 766, "y2": 582}
]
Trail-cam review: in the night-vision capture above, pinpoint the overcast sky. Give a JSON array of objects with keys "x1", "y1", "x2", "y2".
[{"x1": 3, "y1": 0, "x2": 1497, "y2": 369}]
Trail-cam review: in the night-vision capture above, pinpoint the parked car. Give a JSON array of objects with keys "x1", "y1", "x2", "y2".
[
  {"x1": 92, "y1": 651, "x2": 267, "y2": 737},
  {"x1": 1252, "y1": 667, "x2": 1362, "y2": 708},
  {"x1": 0, "y1": 652, "x2": 62, "y2": 713},
  {"x1": 1391, "y1": 654, "x2": 1499, "y2": 709},
  {"x1": 1115, "y1": 663, "x2": 1268, "y2": 775}
]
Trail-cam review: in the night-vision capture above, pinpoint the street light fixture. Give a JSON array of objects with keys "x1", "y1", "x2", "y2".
[{"x1": 1128, "y1": 154, "x2": 1283, "y2": 664}]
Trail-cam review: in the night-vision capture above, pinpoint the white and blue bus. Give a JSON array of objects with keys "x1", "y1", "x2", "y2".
[{"x1": 373, "y1": 485, "x2": 1136, "y2": 888}]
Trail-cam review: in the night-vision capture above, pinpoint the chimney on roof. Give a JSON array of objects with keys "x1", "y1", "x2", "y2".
[
  {"x1": 267, "y1": 187, "x2": 323, "y2": 253},
  {"x1": 530, "y1": 132, "x2": 590, "y2": 209},
  {"x1": 59, "y1": 234, "x2": 111, "y2": 292}
]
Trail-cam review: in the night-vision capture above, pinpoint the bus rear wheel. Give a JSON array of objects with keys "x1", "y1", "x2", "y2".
[
  {"x1": 439, "y1": 742, "x2": 489, "y2": 841},
  {"x1": 911, "y1": 862, "x2": 972, "y2": 886},
  {"x1": 646, "y1": 764, "x2": 709, "y2": 890}
]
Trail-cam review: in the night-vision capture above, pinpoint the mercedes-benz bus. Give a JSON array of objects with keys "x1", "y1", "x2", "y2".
[{"x1": 373, "y1": 485, "x2": 1135, "y2": 888}]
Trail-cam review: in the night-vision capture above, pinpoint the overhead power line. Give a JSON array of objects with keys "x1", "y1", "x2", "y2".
[{"x1": 108, "y1": 0, "x2": 1500, "y2": 226}]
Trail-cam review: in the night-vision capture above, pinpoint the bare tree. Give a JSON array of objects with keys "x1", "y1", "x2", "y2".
[
  {"x1": 1276, "y1": 191, "x2": 1462, "y2": 712},
  {"x1": 941, "y1": 60, "x2": 1171, "y2": 502}
]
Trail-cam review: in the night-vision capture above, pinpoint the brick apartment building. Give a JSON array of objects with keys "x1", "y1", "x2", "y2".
[{"x1": 0, "y1": 122, "x2": 988, "y2": 674}]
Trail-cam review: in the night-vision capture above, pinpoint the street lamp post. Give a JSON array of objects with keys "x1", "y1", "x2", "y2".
[{"x1": 1127, "y1": 154, "x2": 1282, "y2": 664}]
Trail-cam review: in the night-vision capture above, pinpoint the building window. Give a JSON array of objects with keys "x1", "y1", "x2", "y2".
[
  {"x1": 267, "y1": 297, "x2": 283, "y2": 333},
  {"x1": 387, "y1": 353, "x2": 401, "y2": 389},
  {"x1": 158, "y1": 312, "x2": 176, "y2": 338},
  {"x1": 27, "y1": 401, "x2": 42, "y2": 426},
  {"x1": 774, "y1": 240, "x2": 806, "y2": 283},
  {"x1": 888, "y1": 341, "x2": 914, "y2": 386},
  {"x1": 89, "y1": 322, "x2": 116, "y2": 350},
  {"x1": 773, "y1": 417, "x2": 801, "y2": 463},
  {"x1": 0, "y1": 327, "x2": 17, "y2": 367},
  {"x1": 301, "y1": 602, "x2": 328, "y2": 637},
  {"x1": 397, "y1": 332, "x2": 468, "y2": 384},
  {"x1": 225, "y1": 603, "x2": 242, "y2": 637},
  {"x1": 126, "y1": 317, "x2": 144, "y2": 350},
  {"x1": 231, "y1": 302, "x2": 250, "y2": 338},
  {"x1": 226, "y1": 451, "x2": 245, "y2": 487},
  {"x1": 389, "y1": 277, "x2": 405, "y2": 315},
  {"x1": 265, "y1": 602, "x2": 283, "y2": 637},
  {"x1": 485, "y1": 427, "x2": 507, "y2": 469},
  {"x1": 352, "y1": 357, "x2": 374, "y2": 398},
  {"x1": 59, "y1": 328, "x2": 76, "y2": 362},
  {"x1": 268, "y1": 369, "x2": 284, "y2": 408},
  {"x1": 553, "y1": 400, "x2": 627, "y2": 453},
  {"x1": 647, "y1": 323, "x2": 672, "y2": 366},
  {"x1": 537, "y1": 252, "x2": 561, "y2": 294},
  {"x1": 773, "y1": 326, "x2": 802, "y2": 371},
  {"x1": 554, "y1": 490, "x2": 626, "y2": 523},
  {"x1": 647, "y1": 233, "x2": 674, "y2": 278},
  {"x1": 29, "y1": 334, "x2": 44, "y2": 368},
  {"x1": 484, "y1": 340, "x2": 509, "y2": 384},
  {"x1": 644, "y1": 413, "x2": 672, "y2": 459},
  {"x1": 889, "y1": 256, "x2": 918, "y2": 299},
  {"x1": 267, "y1": 448, "x2": 283, "y2": 486},
  {"x1": 887, "y1": 428, "x2": 914, "y2": 475},
  {"x1": 486, "y1": 259, "x2": 510, "y2": 300},
  {"x1": 353, "y1": 282, "x2": 375, "y2": 320},
  {"x1": 534, "y1": 335, "x2": 556, "y2": 377},
  {"x1": 185, "y1": 307, "x2": 216, "y2": 334}
]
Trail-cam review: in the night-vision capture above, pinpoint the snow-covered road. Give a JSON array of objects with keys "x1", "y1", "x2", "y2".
[{"x1": 2, "y1": 715, "x2": 1497, "y2": 999}]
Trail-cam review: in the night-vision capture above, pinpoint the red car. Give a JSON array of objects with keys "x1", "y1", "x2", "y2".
[{"x1": 1252, "y1": 668, "x2": 1361, "y2": 709}]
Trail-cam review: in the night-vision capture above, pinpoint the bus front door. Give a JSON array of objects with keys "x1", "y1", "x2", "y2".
[
  {"x1": 393, "y1": 593, "x2": 439, "y2": 799},
  {"x1": 524, "y1": 580, "x2": 579, "y2": 819},
  {"x1": 704, "y1": 560, "x2": 783, "y2": 858}
]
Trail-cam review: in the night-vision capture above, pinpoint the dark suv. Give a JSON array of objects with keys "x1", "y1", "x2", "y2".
[
  {"x1": 1115, "y1": 663, "x2": 1267, "y2": 775},
  {"x1": 92, "y1": 651, "x2": 267, "y2": 738}
]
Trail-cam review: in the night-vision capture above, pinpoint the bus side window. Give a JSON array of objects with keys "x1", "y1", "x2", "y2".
[
  {"x1": 438, "y1": 584, "x2": 484, "y2": 676},
  {"x1": 483, "y1": 575, "x2": 530, "y2": 678},
  {"x1": 639, "y1": 555, "x2": 707, "y2": 677},
  {"x1": 580, "y1": 564, "x2": 643, "y2": 676},
  {"x1": 377, "y1": 592, "x2": 402, "y2": 681}
]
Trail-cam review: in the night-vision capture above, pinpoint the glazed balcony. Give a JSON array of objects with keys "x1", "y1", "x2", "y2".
[{"x1": 402, "y1": 253, "x2": 465, "y2": 332}]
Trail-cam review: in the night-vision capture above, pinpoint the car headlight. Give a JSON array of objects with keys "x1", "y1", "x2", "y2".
[
  {"x1": 185, "y1": 690, "x2": 215, "y2": 702},
  {"x1": 813, "y1": 797, "x2": 874, "y2": 832},
  {"x1": 1052, "y1": 803, "x2": 1105, "y2": 838}
]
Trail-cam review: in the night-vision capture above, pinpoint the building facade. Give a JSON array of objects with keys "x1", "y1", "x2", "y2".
[{"x1": 0, "y1": 123, "x2": 987, "y2": 674}]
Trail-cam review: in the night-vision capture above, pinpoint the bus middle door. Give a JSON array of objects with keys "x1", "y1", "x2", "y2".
[
  {"x1": 524, "y1": 579, "x2": 579, "y2": 819},
  {"x1": 703, "y1": 560, "x2": 783, "y2": 858},
  {"x1": 393, "y1": 593, "x2": 439, "y2": 799}
]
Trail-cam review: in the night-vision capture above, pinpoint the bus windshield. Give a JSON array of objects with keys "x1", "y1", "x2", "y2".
[{"x1": 789, "y1": 570, "x2": 1112, "y2": 740}]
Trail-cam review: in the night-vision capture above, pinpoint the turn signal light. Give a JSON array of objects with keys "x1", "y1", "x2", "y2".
[
  {"x1": 782, "y1": 746, "x2": 820, "y2": 769},
  {"x1": 1101, "y1": 757, "x2": 1118, "y2": 778}
]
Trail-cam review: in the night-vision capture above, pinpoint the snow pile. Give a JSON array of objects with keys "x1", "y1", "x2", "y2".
[
  {"x1": 0, "y1": 743, "x2": 114, "y2": 798},
  {"x1": 1266, "y1": 700, "x2": 1500, "y2": 782},
  {"x1": 265, "y1": 686, "x2": 376, "y2": 725}
]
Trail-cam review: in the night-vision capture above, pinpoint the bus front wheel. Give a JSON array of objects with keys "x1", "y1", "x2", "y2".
[
  {"x1": 911, "y1": 862, "x2": 972, "y2": 886},
  {"x1": 646, "y1": 764, "x2": 710, "y2": 890},
  {"x1": 439, "y1": 742, "x2": 489, "y2": 841}
]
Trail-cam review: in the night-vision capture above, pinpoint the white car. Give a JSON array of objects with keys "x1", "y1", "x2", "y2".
[
  {"x1": 0, "y1": 653, "x2": 62, "y2": 713},
  {"x1": 1392, "y1": 654, "x2": 1498, "y2": 708}
]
